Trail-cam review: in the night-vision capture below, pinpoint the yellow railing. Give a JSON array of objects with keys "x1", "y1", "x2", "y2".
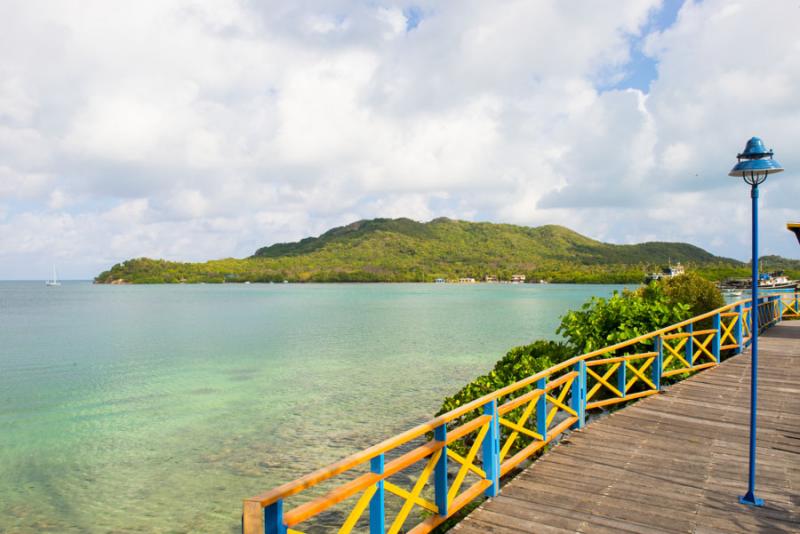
[{"x1": 243, "y1": 291, "x2": 796, "y2": 534}]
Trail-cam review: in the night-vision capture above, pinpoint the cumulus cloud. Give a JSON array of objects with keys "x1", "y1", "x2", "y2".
[{"x1": 0, "y1": 0, "x2": 797, "y2": 278}]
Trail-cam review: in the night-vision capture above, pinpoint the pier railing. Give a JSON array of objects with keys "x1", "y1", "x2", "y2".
[{"x1": 243, "y1": 290, "x2": 797, "y2": 534}]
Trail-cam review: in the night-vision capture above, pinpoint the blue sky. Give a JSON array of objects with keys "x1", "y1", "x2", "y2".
[
  {"x1": 0, "y1": 0, "x2": 798, "y2": 279},
  {"x1": 607, "y1": 0, "x2": 684, "y2": 91}
]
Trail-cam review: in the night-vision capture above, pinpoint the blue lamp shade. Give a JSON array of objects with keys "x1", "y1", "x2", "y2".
[
  {"x1": 729, "y1": 158, "x2": 784, "y2": 176},
  {"x1": 729, "y1": 136, "x2": 783, "y2": 177}
]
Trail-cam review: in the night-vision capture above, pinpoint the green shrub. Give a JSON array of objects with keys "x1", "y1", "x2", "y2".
[
  {"x1": 557, "y1": 286, "x2": 691, "y2": 354},
  {"x1": 651, "y1": 272, "x2": 724, "y2": 317}
]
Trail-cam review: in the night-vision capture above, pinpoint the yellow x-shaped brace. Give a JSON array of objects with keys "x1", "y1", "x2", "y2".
[
  {"x1": 720, "y1": 316, "x2": 738, "y2": 345},
  {"x1": 499, "y1": 417, "x2": 543, "y2": 461},
  {"x1": 586, "y1": 363, "x2": 622, "y2": 400},
  {"x1": 498, "y1": 392, "x2": 541, "y2": 461},
  {"x1": 384, "y1": 481, "x2": 438, "y2": 514},
  {"x1": 447, "y1": 421, "x2": 489, "y2": 506},
  {"x1": 446, "y1": 449, "x2": 486, "y2": 478},
  {"x1": 783, "y1": 298, "x2": 799, "y2": 315},
  {"x1": 625, "y1": 357, "x2": 655, "y2": 392},
  {"x1": 662, "y1": 337, "x2": 690, "y2": 370},
  {"x1": 692, "y1": 333, "x2": 715, "y2": 363},
  {"x1": 386, "y1": 449, "x2": 441, "y2": 534},
  {"x1": 545, "y1": 376, "x2": 577, "y2": 427}
]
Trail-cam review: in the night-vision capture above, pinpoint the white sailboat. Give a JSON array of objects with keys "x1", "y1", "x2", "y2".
[{"x1": 45, "y1": 266, "x2": 61, "y2": 286}]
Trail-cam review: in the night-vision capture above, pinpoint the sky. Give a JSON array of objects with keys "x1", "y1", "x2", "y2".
[{"x1": 0, "y1": 0, "x2": 798, "y2": 279}]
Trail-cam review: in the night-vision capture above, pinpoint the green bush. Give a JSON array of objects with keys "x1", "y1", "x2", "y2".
[
  {"x1": 649, "y1": 272, "x2": 724, "y2": 317},
  {"x1": 557, "y1": 286, "x2": 691, "y2": 354}
]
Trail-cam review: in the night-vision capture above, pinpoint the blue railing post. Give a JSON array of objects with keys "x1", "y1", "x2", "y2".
[
  {"x1": 777, "y1": 294, "x2": 784, "y2": 321},
  {"x1": 685, "y1": 322, "x2": 694, "y2": 368},
  {"x1": 264, "y1": 500, "x2": 287, "y2": 534},
  {"x1": 712, "y1": 313, "x2": 721, "y2": 363},
  {"x1": 535, "y1": 378, "x2": 547, "y2": 440},
  {"x1": 735, "y1": 303, "x2": 744, "y2": 354},
  {"x1": 570, "y1": 361, "x2": 586, "y2": 429},
  {"x1": 617, "y1": 356, "x2": 627, "y2": 399},
  {"x1": 482, "y1": 399, "x2": 500, "y2": 498},
  {"x1": 433, "y1": 424, "x2": 448, "y2": 516},
  {"x1": 652, "y1": 337, "x2": 662, "y2": 390},
  {"x1": 370, "y1": 454, "x2": 385, "y2": 534}
]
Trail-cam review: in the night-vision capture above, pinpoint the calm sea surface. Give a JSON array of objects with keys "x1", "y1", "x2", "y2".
[{"x1": 0, "y1": 282, "x2": 630, "y2": 533}]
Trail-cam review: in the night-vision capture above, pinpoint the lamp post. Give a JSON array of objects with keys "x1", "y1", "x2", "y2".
[{"x1": 728, "y1": 137, "x2": 783, "y2": 507}]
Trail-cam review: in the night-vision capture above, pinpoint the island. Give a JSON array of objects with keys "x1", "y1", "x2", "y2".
[{"x1": 94, "y1": 217, "x2": 799, "y2": 284}]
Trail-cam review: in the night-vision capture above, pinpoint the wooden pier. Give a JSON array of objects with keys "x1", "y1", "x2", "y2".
[{"x1": 455, "y1": 320, "x2": 800, "y2": 534}]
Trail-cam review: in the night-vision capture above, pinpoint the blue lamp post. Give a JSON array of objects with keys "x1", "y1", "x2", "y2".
[{"x1": 729, "y1": 137, "x2": 783, "y2": 507}]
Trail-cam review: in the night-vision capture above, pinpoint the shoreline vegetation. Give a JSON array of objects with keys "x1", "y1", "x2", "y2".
[{"x1": 94, "y1": 217, "x2": 800, "y2": 284}]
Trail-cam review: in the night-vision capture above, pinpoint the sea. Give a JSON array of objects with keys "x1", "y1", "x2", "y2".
[{"x1": 0, "y1": 281, "x2": 630, "y2": 533}]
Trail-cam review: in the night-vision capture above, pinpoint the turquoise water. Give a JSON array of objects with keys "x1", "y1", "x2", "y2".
[{"x1": 0, "y1": 282, "x2": 628, "y2": 533}]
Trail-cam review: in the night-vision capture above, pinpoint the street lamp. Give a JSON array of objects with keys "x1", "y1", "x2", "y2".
[{"x1": 729, "y1": 137, "x2": 783, "y2": 507}]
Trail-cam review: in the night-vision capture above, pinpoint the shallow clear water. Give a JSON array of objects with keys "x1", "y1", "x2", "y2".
[{"x1": 0, "y1": 282, "x2": 628, "y2": 533}]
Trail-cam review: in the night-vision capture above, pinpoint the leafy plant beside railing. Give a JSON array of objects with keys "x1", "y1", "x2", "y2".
[{"x1": 557, "y1": 285, "x2": 690, "y2": 353}]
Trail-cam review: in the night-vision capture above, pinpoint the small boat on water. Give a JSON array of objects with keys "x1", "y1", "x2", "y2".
[{"x1": 45, "y1": 266, "x2": 61, "y2": 287}]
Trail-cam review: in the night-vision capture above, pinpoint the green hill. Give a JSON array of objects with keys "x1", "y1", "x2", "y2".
[
  {"x1": 95, "y1": 217, "x2": 747, "y2": 284},
  {"x1": 752, "y1": 255, "x2": 800, "y2": 271}
]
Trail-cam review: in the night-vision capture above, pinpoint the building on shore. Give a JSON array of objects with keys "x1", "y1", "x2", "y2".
[
  {"x1": 484, "y1": 275, "x2": 498, "y2": 283},
  {"x1": 511, "y1": 274, "x2": 526, "y2": 283},
  {"x1": 458, "y1": 277, "x2": 477, "y2": 284}
]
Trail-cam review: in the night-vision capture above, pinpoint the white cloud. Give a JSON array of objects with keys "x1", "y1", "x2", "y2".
[{"x1": 0, "y1": 0, "x2": 798, "y2": 279}]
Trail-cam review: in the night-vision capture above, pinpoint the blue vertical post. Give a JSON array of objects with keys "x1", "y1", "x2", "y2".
[
  {"x1": 617, "y1": 357, "x2": 627, "y2": 398},
  {"x1": 369, "y1": 454, "x2": 385, "y2": 534},
  {"x1": 685, "y1": 322, "x2": 694, "y2": 368},
  {"x1": 740, "y1": 183, "x2": 763, "y2": 506},
  {"x1": 535, "y1": 378, "x2": 547, "y2": 440},
  {"x1": 652, "y1": 337, "x2": 662, "y2": 390},
  {"x1": 433, "y1": 424, "x2": 448, "y2": 516},
  {"x1": 734, "y1": 303, "x2": 744, "y2": 354},
  {"x1": 570, "y1": 361, "x2": 586, "y2": 429},
  {"x1": 777, "y1": 294, "x2": 784, "y2": 321},
  {"x1": 264, "y1": 500, "x2": 286, "y2": 534},
  {"x1": 482, "y1": 400, "x2": 500, "y2": 497},
  {"x1": 712, "y1": 313, "x2": 721, "y2": 363}
]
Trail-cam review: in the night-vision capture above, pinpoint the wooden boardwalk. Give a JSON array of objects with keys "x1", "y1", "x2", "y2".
[{"x1": 454, "y1": 320, "x2": 800, "y2": 534}]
